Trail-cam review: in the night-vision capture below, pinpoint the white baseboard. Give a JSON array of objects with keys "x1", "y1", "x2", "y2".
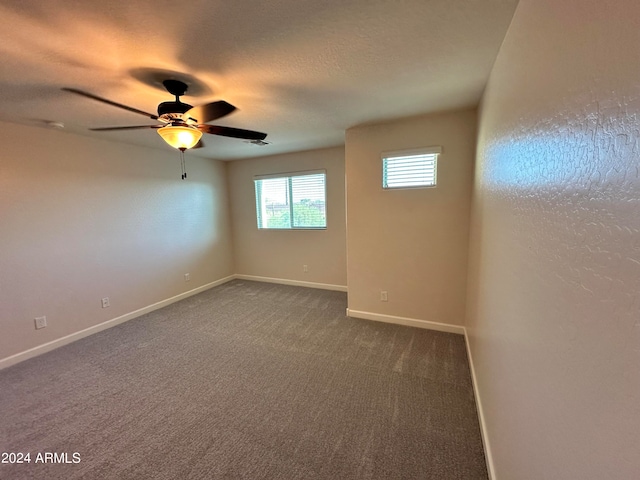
[
  {"x1": 464, "y1": 327, "x2": 495, "y2": 480},
  {"x1": 0, "y1": 275, "x2": 236, "y2": 371},
  {"x1": 346, "y1": 309, "x2": 465, "y2": 335},
  {"x1": 233, "y1": 274, "x2": 348, "y2": 292}
]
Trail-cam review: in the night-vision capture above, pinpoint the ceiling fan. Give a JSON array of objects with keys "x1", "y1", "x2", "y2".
[{"x1": 62, "y1": 79, "x2": 267, "y2": 152}]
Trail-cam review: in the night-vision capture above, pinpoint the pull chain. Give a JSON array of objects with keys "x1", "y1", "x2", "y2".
[{"x1": 179, "y1": 148, "x2": 187, "y2": 180}]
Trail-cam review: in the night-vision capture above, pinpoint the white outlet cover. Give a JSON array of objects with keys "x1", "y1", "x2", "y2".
[{"x1": 34, "y1": 316, "x2": 47, "y2": 329}]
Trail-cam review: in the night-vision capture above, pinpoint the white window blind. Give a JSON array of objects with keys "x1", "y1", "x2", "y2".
[
  {"x1": 382, "y1": 146, "x2": 441, "y2": 189},
  {"x1": 254, "y1": 171, "x2": 326, "y2": 229}
]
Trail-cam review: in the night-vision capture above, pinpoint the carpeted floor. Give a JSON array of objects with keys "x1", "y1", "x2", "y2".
[{"x1": 0, "y1": 280, "x2": 487, "y2": 479}]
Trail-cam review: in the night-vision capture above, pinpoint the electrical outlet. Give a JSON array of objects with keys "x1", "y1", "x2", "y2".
[
  {"x1": 101, "y1": 297, "x2": 110, "y2": 308},
  {"x1": 303, "y1": 265, "x2": 308, "y2": 272},
  {"x1": 34, "y1": 316, "x2": 47, "y2": 330},
  {"x1": 380, "y1": 291, "x2": 388, "y2": 302},
  {"x1": 184, "y1": 273, "x2": 190, "y2": 282}
]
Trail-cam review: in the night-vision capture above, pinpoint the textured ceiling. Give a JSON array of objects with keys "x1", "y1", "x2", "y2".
[{"x1": 0, "y1": 0, "x2": 518, "y2": 160}]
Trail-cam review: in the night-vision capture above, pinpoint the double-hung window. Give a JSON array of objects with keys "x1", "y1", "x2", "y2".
[
  {"x1": 382, "y1": 146, "x2": 441, "y2": 189},
  {"x1": 254, "y1": 170, "x2": 327, "y2": 229}
]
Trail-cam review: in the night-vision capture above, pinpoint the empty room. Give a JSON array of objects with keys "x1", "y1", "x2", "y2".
[{"x1": 1, "y1": 0, "x2": 638, "y2": 479}]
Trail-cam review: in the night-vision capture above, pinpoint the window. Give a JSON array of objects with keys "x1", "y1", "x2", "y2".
[
  {"x1": 254, "y1": 171, "x2": 326, "y2": 229},
  {"x1": 382, "y1": 146, "x2": 441, "y2": 189}
]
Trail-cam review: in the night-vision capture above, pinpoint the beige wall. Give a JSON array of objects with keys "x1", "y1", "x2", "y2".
[
  {"x1": 0, "y1": 122, "x2": 233, "y2": 360},
  {"x1": 467, "y1": 0, "x2": 640, "y2": 478},
  {"x1": 345, "y1": 109, "x2": 476, "y2": 325},
  {"x1": 227, "y1": 147, "x2": 347, "y2": 287}
]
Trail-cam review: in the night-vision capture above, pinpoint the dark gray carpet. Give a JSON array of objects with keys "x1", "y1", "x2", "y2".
[{"x1": 0, "y1": 280, "x2": 487, "y2": 479}]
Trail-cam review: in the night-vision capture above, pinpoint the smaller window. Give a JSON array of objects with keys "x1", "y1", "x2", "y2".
[{"x1": 382, "y1": 146, "x2": 441, "y2": 189}]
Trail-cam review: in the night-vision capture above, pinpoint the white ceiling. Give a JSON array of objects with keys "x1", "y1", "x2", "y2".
[{"x1": 0, "y1": 0, "x2": 518, "y2": 160}]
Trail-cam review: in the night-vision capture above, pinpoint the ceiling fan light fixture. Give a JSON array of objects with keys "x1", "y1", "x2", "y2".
[{"x1": 157, "y1": 125, "x2": 203, "y2": 150}]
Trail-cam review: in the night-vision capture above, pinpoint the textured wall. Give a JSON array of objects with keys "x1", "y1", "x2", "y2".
[
  {"x1": 227, "y1": 147, "x2": 347, "y2": 287},
  {"x1": 467, "y1": 0, "x2": 640, "y2": 478},
  {"x1": 346, "y1": 109, "x2": 476, "y2": 325},
  {"x1": 0, "y1": 122, "x2": 234, "y2": 360}
]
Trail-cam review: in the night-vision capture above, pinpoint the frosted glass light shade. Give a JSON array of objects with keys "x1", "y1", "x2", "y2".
[{"x1": 157, "y1": 125, "x2": 203, "y2": 149}]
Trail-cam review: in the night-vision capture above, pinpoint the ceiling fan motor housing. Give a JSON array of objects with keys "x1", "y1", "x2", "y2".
[{"x1": 157, "y1": 101, "x2": 193, "y2": 116}]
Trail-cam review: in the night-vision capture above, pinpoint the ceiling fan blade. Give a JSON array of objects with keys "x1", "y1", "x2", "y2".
[
  {"x1": 90, "y1": 125, "x2": 162, "y2": 131},
  {"x1": 186, "y1": 101, "x2": 236, "y2": 124},
  {"x1": 198, "y1": 124, "x2": 267, "y2": 141},
  {"x1": 62, "y1": 88, "x2": 159, "y2": 120}
]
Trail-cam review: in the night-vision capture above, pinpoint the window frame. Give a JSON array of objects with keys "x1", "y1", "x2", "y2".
[
  {"x1": 254, "y1": 169, "x2": 327, "y2": 230},
  {"x1": 381, "y1": 146, "x2": 441, "y2": 190}
]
